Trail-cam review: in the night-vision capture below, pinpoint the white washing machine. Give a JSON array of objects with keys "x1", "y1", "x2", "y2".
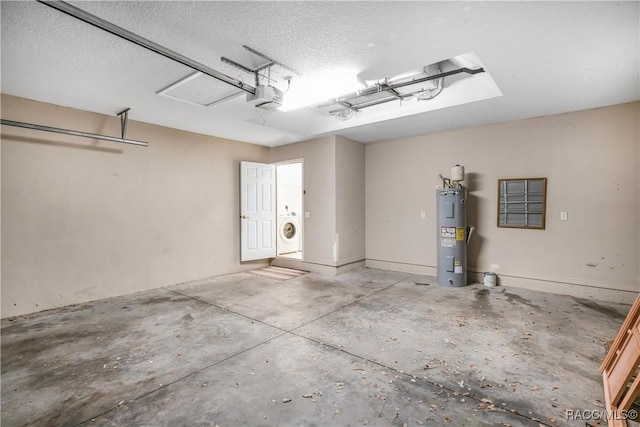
[{"x1": 277, "y1": 214, "x2": 300, "y2": 255}]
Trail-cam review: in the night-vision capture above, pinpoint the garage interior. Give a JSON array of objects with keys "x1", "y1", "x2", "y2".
[{"x1": 1, "y1": 1, "x2": 639, "y2": 426}]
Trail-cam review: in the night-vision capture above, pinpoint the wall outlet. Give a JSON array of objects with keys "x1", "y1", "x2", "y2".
[{"x1": 560, "y1": 211, "x2": 568, "y2": 221}]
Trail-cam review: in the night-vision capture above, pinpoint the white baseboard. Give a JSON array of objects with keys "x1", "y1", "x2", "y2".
[
  {"x1": 366, "y1": 259, "x2": 638, "y2": 304},
  {"x1": 272, "y1": 257, "x2": 365, "y2": 275},
  {"x1": 365, "y1": 259, "x2": 437, "y2": 276},
  {"x1": 336, "y1": 260, "x2": 366, "y2": 274},
  {"x1": 469, "y1": 271, "x2": 638, "y2": 304}
]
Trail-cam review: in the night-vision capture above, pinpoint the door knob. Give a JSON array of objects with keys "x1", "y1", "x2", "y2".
[{"x1": 240, "y1": 215, "x2": 248, "y2": 219}]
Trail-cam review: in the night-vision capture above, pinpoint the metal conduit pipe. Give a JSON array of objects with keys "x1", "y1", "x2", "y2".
[
  {"x1": 382, "y1": 67, "x2": 483, "y2": 91},
  {"x1": 336, "y1": 67, "x2": 484, "y2": 102},
  {"x1": 329, "y1": 72, "x2": 447, "y2": 115},
  {"x1": 330, "y1": 92, "x2": 415, "y2": 114},
  {"x1": 330, "y1": 78, "x2": 445, "y2": 114},
  {"x1": 37, "y1": 0, "x2": 256, "y2": 95},
  {"x1": 0, "y1": 119, "x2": 149, "y2": 147}
]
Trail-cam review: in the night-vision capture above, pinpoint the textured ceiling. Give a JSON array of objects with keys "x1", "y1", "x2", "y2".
[{"x1": 1, "y1": 1, "x2": 639, "y2": 147}]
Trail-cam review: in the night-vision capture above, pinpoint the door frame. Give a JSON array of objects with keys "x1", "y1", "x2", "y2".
[{"x1": 274, "y1": 158, "x2": 304, "y2": 260}]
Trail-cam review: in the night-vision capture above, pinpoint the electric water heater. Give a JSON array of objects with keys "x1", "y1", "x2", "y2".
[{"x1": 437, "y1": 166, "x2": 468, "y2": 287}]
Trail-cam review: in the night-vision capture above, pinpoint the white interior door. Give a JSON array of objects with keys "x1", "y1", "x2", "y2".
[{"x1": 240, "y1": 161, "x2": 276, "y2": 261}]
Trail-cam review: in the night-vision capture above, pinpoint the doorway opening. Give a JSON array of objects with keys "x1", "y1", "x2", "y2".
[{"x1": 276, "y1": 161, "x2": 303, "y2": 259}]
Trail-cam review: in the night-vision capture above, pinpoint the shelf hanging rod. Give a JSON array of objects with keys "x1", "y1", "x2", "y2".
[
  {"x1": 37, "y1": 0, "x2": 256, "y2": 95},
  {"x1": 1, "y1": 119, "x2": 149, "y2": 147}
]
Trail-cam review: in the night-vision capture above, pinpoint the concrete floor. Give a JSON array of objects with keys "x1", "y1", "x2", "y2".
[{"x1": 1, "y1": 268, "x2": 632, "y2": 426}]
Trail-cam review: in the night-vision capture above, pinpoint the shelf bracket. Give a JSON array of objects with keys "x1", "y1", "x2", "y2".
[{"x1": 118, "y1": 108, "x2": 130, "y2": 140}]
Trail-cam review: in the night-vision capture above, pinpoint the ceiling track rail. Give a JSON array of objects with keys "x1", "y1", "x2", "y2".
[
  {"x1": 242, "y1": 45, "x2": 299, "y2": 76},
  {"x1": 0, "y1": 119, "x2": 149, "y2": 147},
  {"x1": 37, "y1": 0, "x2": 256, "y2": 95},
  {"x1": 220, "y1": 56, "x2": 274, "y2": 87},
  {"x1": 221, "y1": 45, "x2": 297, "y2": 87}
]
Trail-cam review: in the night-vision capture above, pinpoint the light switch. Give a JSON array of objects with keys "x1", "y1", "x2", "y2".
[
  {"x1": 304, "y1": 212, "x2": 311, "y2": 219},
  {"x1": 420, "y1": 211, "x2": 426, "y2": 219},
  {"x1": 560, "y1": 211, "x2": 568, "y2": 221}
]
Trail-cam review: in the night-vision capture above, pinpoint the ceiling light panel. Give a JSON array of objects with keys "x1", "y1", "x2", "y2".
[
  {"x1": 316, "y1": 58, "x2": 469, "y2": 119},
  {"x1": 249, "y1": 52, "x2": 503, "y2": 137}
]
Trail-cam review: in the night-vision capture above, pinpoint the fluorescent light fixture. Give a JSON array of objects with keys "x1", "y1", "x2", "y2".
[{"x1": 278, "y1": 68, "x2": 365, "y2": 112}]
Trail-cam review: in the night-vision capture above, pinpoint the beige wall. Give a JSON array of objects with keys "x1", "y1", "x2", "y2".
[
  {"x1": 270, "y1": 137, "x2": 337, "y2": 266},
  {"x1": 336, "y1": 136, "x2": 366, "y2": 265},
  {"x1": 270, "y1": 136, "x2": 366, "y2": 270},
  {"x1": 366, "y1": 102, "x2": 640, "y2": 302},
  {"x1": 3, "y1": 95, "x2": 637, "y2": 316},
  {"x1": 1, "y1": 95, "x2": 269, "y2": 317}
]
